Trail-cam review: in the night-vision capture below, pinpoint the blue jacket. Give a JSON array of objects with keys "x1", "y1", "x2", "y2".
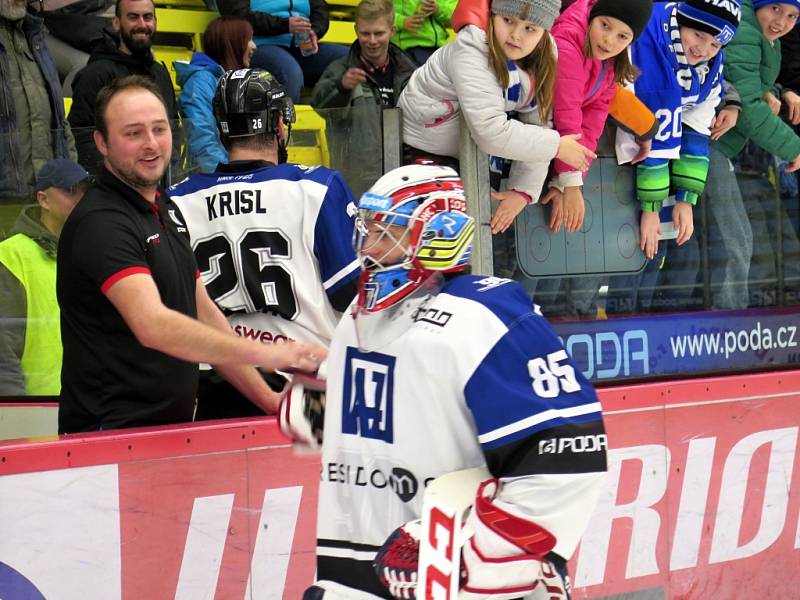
[
  {"x1": 176, "y1": 53, "x2": 228, "y2": 174},
  {"x1": 0, "y1": 10, "x2": 72, "y2": 199}
]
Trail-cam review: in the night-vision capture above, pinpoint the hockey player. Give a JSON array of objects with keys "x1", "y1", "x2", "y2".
[
  {"x1": 169, "y1": 69, "x2": 360, "y2": 419},
  {"x1": 282, "y1": 164, "x2": 608, "y2": 599}
]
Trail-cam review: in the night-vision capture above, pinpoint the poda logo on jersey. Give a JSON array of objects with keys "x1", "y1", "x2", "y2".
[
  {"x1": 342, "y1": 348, "x2": 395, "y2": 443},
  {"x1": 323, "y1": 463, "x2": 426, "y2": 503},
  {"x1": 538, "y1": 434, "x2": 608, "y2": 455}
]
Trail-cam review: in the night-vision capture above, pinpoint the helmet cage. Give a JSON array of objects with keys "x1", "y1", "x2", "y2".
[{"x1": 353, "y1": 170, "x2": 474, "y2": 313}]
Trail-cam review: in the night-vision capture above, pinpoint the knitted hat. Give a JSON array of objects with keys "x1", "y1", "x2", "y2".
[
  {"x1": 677, "y1": 0, "x2": 741, "y2": 45},
  {"x1": 491, "y1": 0, "x2": 561, "y2": 29},
  {"x1": 589, "y1": 0, "x2": 654, "y2": 39},
  {"x1": 752, "y1": 0, "x2": 800, "y2": 10}
]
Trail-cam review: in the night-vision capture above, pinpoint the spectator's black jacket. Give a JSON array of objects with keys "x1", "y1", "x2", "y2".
[
  {"x1": 67, "y1": 31, "x2": 178, "y2": 174},
  {"x1": 778, "y1": 27, "x2": 799, "y2": 97},
  {"x1": 218, "y1": 0, "x2": 330, "y2": 39}
]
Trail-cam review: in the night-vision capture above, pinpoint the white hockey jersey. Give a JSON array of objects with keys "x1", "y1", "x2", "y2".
[
  {"x1": 317, "y1": 274, "x2": 607, "y2": 596},
  {"x1": 169, "y1": 160, "x2": 360, "y2": 346}
]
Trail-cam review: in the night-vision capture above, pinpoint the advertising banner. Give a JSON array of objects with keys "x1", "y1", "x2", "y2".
[
  {"x1": 0, "y1": 371, "x2": 798, "y2": 599},
  {"x1": 552, "y1": 307, "x2": 800, "y2": 382}
]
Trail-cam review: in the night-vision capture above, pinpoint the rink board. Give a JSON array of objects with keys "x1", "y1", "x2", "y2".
[{"x1": 0, "y1": 370, "x2": 798, "y2": 600}]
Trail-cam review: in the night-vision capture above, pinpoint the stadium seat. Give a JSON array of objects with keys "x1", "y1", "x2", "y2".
[
  {"x1": 321, "y1": 20, "x2": 356, "y2": 45},
  {"x1": 153, "y1": 45, "x2": 194, "y2": 92},
  {"x1": 288, "y1": 105, "x2": 330, "y2": 167},
  {"x1": 155, "y1": 8, "x2": 218, "y2": 51}
]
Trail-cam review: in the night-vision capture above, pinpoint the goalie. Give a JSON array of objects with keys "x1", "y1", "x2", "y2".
[{"x1": 281, "y1": 164, "x2": 608, "y2": 599}]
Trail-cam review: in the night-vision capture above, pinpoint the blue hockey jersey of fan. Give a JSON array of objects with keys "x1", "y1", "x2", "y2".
[
  {"x1": 316, "y1": 274, "x2": 607, "y2": 597},
  {"x1": 631, "y1": 1, "x2": 725, "y2": 159},
  {"x1": 169, "y1": 160, "x2": 360, "y2": 346}
]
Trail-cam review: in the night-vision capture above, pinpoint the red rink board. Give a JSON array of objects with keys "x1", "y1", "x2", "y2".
[{"x1": 0, "y1": 370, "x2": 798, "y2": 599}]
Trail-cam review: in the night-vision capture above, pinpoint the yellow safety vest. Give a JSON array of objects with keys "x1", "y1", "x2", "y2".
[{"x1": 0, "y1": 233, "x2": 61, "y2": 395}]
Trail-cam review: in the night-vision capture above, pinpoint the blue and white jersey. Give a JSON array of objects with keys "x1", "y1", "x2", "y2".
[
  {"x1": 169, "y1": 160, "x2": 359, "y2": 346},
  {"x1": 631, "y1": 2, "x2": 724, "y2": 159},
  {"x1": 317, "y1": 274, "x2": 607, "y2": 595}
]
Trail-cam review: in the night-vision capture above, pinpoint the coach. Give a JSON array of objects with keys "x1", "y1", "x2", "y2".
[{"x1": 56, "y1": 75, "x2": 324, "y2": 434}]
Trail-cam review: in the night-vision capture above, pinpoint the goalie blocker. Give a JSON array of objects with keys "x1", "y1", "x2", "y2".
[{"x1": 373, "y1": 469, "x2": 570, "y2": 600}]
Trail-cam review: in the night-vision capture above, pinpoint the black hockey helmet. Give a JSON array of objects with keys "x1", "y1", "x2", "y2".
[{"x1": 213, "y1": 68, "x2": 296, "y2": 151}]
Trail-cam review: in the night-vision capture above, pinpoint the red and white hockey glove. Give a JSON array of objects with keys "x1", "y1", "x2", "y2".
[
  {"x1": 277, "y1": 369, "x2": 326, "y2": 450},
  {"x1": 374, "y1": 520, "x2": 429, "y2": 599},
  {"x1": 460, "y1": 480, "x2": 567, "y2": 600}
]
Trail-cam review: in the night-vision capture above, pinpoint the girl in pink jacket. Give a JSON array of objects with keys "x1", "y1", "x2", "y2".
[{"x1": 545, "y1": 0, "x2": 655, "y2": 232}]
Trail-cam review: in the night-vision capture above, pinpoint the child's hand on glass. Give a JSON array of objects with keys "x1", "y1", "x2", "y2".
[
  {"x1": 556, "y1": 133, "x2": 596, "y2": 171},
  {"x1": 782, "y1": 90, "x2": 800, "y2": 125},
  {"x1": 763, "y1": 91, "x2": 781, "y2": 115},
  {"x1": 639, "y1": 211, "x2": 660, "y2": 260},
  {"x1": 673, "y1": 201, "x2": 694, "y2": 245},
  {"x1": 490, "y1": 190, "x2": 527, "y2": 234},
  {"x1": 631, "y1": 138, "x2": 652, "y2": 164},
  {"x1": 540, "y1": 187, "x2": 563, "y2": 231},
  {"x1": 710, "y1": 107, "x2": 739, "y2": 140},
  {"x1": 561, "y1": 186, "x2": 585, "y2": 233}
]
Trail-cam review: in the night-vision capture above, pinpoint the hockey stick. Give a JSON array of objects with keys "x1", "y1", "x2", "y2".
[{"x1": 417, "y1": 467, "x2": 490, "y2": 600}]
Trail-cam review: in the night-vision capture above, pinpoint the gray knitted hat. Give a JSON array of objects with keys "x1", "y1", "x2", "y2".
[{"x1": 491, "y1": 0, "x2": 561, "y2": 29}]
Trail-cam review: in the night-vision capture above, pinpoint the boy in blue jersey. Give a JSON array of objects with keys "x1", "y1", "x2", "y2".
[
  {"x1": 169, "y1": 69, "x2": 360, "y2": 419},
  {"x1": 281, "y1": 164, "x2": 608, "y2": 599},
  {"x1": 608, "y1": 0, "x2": 742, "y2": 314}
]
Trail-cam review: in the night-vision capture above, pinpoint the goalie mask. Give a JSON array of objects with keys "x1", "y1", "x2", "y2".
[
  {"x1": 353, "y1": 164, "x2": 474, "y2": 314},
  {"x1": 213, "y1": 68, "x2": 296, "y2": 161}
]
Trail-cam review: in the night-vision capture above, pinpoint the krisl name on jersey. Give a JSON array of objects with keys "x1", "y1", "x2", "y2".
[{"x1": 205, "y1": 189, "x2": 267, "y2": 221}]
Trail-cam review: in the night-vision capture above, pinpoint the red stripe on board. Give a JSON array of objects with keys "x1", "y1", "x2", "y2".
[{"x1": 598, "y1": 369, "x2": 800, "y2": 412}]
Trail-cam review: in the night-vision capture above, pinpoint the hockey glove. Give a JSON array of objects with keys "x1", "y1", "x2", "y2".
[
  {"x1": 277, "y1": 370, "x2": 326, "y2": 449},
  {"x1": 460, "y1": 480, "x2": 567, "y2": 600},
  {"x1": 374, "y1": 520, "x2": 431, "y2": 599}
]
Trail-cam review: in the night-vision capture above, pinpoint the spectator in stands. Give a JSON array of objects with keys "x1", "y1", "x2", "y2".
[
  {"x1": 68, "y1": 0, "x2": 178, "y2": 175},
  {"x1": 702, "y1": 0, "x2": 800, "y2": 309},
  {"x1": 605, "y1": 0, "x2": 741, "y2": 315},
  {"x1": 170, "y1": 68, "x2": 359, "y2": 420},
  {"x1": 392, "y1": 0, "x2": 456, "y2": 65},
  {"x1": 311, "y1": 0, "x2": 417, "y2": 197},
  {"x1": 0, "y1": 0, "x2": 76, "y2": 212},
  {"x1": 176, "y1": 16, "x2": 256, "y2": 173},
  {"x1": 399, "y1": 0, "x2": 595, "y2": 235},
  {"x1": 57, "y1": 75, "x2": 326, "y2": 434},
  {"x1": 0, "y1": 159, "x2": 88, "y2": 396},
  {"x1": 218, "y1": 0, "x2": 348, "y2": 103}
]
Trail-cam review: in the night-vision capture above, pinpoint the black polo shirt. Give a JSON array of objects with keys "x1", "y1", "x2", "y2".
[{"x1": 57, "y1": 168, "x2": 199, "y2": 434}]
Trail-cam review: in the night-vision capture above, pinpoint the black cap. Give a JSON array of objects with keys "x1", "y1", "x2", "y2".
[
  {"x1": 35, "y1": 159, "x2": 90, "y2": 192},
  {"x1": 589, "y1": 0, "x2": 654, "y2": 40}
]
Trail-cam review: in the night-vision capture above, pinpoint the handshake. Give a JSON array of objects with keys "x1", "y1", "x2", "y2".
[{"x1": 277, "y1": 367, "x2": 327, "y2": 450}]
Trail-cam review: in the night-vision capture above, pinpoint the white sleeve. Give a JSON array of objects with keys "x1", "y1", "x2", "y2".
[{"x1": 449, "y1": 28, "x2": 560, "y2": 162}]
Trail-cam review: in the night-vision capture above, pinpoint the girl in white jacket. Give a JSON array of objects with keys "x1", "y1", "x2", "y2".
[{"x1": 399, "y1": 0, "x2": 596, "y2": 233}]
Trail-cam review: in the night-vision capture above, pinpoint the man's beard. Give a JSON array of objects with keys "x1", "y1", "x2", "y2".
[
  {"x1": 0, "y1": 0, "x2": 27, "y2": 20},
  {"x1": 108, "y1": 155, "x2": 166, "y2": 192},
  {"x1": 120, "y1": 27, "x2": 153, "y2": 58}
]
